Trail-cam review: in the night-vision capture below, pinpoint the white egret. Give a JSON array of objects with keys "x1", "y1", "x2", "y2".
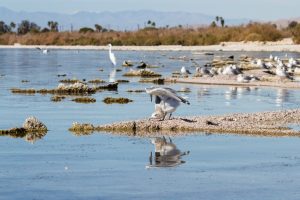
[
  {"x1": 108, "y1": 44, "x2": 116, "y2": 66},
  {"x1": 108, "y1": 44, "x2": 117, "y2": 82}
]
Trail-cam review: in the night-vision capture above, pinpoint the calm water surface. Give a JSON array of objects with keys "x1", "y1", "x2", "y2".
[{"x1": 0, "y1": 49, "x2": 300, "y2": 200}]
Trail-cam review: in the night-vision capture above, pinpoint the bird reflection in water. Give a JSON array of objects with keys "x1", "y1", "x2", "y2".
[
  {"x1": 146, "y1": 136, "x2": 190, "y2": 168},
  {"x1": 275, "y1": 88, "x2": 289, "y2": 107}
]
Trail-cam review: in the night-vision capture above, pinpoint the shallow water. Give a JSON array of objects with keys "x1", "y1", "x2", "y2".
[{"x1": 0, "y1": 49, "x2": 300, "y2": 200}]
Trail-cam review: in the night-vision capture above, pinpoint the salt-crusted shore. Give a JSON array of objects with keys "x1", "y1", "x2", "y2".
[
  {"x1": 1, "y1": 38, "x2": 300, "y2": 52},
  {"x1": 165, "y1": 77, "x2": 300, "y2": 89},
  {"x1": 69, "y1": 109, "x2": 300, "y2": 137}
]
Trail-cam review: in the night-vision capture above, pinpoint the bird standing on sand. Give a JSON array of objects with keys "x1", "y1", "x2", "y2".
[
  {"x1": 145, "y1": 87, "x2": 190, "y2": 120},
  {"x1": 181, "y1": 66, "x2": 191, "y2": 77},
  {"x1": 108, "y1": 44, "x2": 117, "y2": 82}
]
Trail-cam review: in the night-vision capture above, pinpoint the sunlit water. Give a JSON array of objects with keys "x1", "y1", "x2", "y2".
[{"x1": 0, "y1": 49, "x2": 300, "y2": 200}]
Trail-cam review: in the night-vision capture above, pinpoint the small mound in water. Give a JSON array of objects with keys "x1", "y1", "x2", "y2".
[
  {"x1": 116, "y1": 80, "x2": 130, "y2": 83},
  {"x1": 59, "y1": 79, "x2": 83, "y2": 84},
  {"x1": 11, "y1": 82, "x2": 98, "y2": 95},
  {"x1": 0, "y1": 117, "x2": 47, "y2": 143},
  {"x1": 51, "y1": 95, "x2": 65, "y2": 102},
  {"x1": 69, "y1": 122, "x2": 95, "y2": 135},
  {"x1": 103, "y1": 97, "x2": 133, "y2": 104},
  {"x1": 72, "y1": 97, "x2": 96, "y2": 103},
  {"x1": 127, "y1": 89, "x2": 145, "y2": 93},
  {"x1": 123, "y1": 69, "x2": 162, "y2": 77},
  {"x1": 23, "y1": 116, "x2": 48, "y2": 131},
  {"x1": 88, "y1": 79, "x2": 106, "y2": 84},
  {"x1": 96, "y1": 82, "x2": 118, "y2": 91},
  {"x1": 11, "y1": 88, "x2": 36, "y2": 94}
]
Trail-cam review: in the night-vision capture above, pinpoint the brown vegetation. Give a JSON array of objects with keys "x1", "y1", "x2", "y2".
[{"x1": 0, "y1": 22, "x2": 290, "y2": 45}]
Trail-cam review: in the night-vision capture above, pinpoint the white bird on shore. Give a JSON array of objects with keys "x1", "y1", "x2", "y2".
[
  {"x1": 256, "y1": 59, "x2": 269, "y2": 69},
  {"x1": 196, "y1": 66, "x2": 211, "y2": 76},
  {"x1": 222, "y1": 65, "x2": 241, "y2": 75},
  {"x1": 145, "y1": 87, "x2": 190, "y2": 120},
  {"x1": 108, "y1": 44, "x2": 117, "y2": 82},
  {"x1": 276, "y1": 65, "x2": 289, "y2": 78},
  {"x1": 36, "y1": 47, "x2": 49, "y2": 54},
  {"x1": 181, "y1": 66, "x2": 191, "y2": 77}
]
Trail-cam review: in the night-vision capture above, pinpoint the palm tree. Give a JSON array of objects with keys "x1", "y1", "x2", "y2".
[
  {"x1": 10, "y1": 22, "x2": 16, "y2": 32},
  {"x1": 47, "y1": 21, "x2": 59, "y2": 32},
  {"x1": 220, "y1": 17, "x2": 225, "y2": 27},
  {"x1": 94, "y1": 24, "x2": 103, "y2": 32},
  {"x1": 215, "y1": 16, "x2": 219, "y2": 25}
]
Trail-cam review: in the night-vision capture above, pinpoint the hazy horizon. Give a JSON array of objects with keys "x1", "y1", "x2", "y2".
[{"x1": 0, "y1": 0, "x2": 300, "y2": 21}]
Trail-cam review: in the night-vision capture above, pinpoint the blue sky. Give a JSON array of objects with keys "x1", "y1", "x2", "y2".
[{"x1": 0, "y1": 0, "x2": 299, "y2": 20}]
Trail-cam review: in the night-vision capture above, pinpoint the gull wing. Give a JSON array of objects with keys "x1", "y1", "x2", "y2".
[
  {"x1": 149, "y1": 87, "x2": 190, "y2": 104},
  {"x1": 163, "y1": 87, "x2": 190, "y2": 105}
]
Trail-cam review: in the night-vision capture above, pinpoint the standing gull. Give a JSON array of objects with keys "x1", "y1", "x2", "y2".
[
  {"x1": 180, "y1": 66, "x2": 191, "y2": 77},
  {"x1": 108, "y1": 44, "x2": 117, "y2": 82},
  {"x1": 145, "y1": 87, "x2": 190, "y2": 120}
]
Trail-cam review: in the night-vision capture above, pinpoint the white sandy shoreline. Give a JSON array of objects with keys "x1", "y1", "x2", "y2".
[{"x1": 1, "y1": 38, "x2": 300, "y2": 52}]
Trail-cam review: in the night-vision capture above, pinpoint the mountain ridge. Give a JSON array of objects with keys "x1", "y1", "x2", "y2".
[{"x1": 0, "y1": 6, "x2": 250, "y2": 31}]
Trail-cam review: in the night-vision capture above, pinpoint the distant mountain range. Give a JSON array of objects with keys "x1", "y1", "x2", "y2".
[{"x1": 0, "y1": 7, "x2": 250, "y2": 31}]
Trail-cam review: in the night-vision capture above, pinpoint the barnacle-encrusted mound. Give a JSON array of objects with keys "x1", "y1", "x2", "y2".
[
  {"x1": 11, "y1": 82, "x2": 118, "y2": 95},
  {"x1": 22, "y1": 116, "x2": 48, "y2": 131},
  {"x1": 51, "y1": 95, "x2": 65, "y2": 102},
  {"x1": 68, "y1": 109, "x2": 300, "y2": 137},
  {"x1": 103, "y1": 97, "x2": 133, "y2": 104},
  {"x1": 72, "y1": 97, "x2": 96, "y2": 103},
  {"x1": 123, "y1": 69, "x2": 162, "y2": 77}
]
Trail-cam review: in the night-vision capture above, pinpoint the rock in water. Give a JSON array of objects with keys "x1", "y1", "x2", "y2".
[{"x1": 23, "y1": 116, "x2": 47, "y2": 131}]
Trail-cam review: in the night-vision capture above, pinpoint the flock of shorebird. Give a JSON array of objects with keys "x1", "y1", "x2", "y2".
[
  {"x1": 108, "y1": 45, "x2": 300, "y2": 120},
  {"x1": 179, "y1": 53, "x2": 300, "y2": 82}
]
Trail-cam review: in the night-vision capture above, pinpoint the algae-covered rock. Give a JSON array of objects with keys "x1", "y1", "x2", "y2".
[
  {"x1": 72, "y1": 97, "x2": 96, "y2": 103},
  {"x1": 127, "y1": 89, "x2": 145, "y2": 93},
  {"x1": 59, "y1": 79, "x2": 83, "y2": 84},
  {"x1": 88, "y1": 79, "x2": 106, "y2": 84},
  {"x1": 51, "y1": 95, "x2": 65, "y2": 102},
  {"x1": 23, "y1": 116, "x2": 48, "y2": 131},
  {"x1": 123, "y1": 69, "x2": 161, "y2": 77},
  {"x1": 69, "y1": 122, "x2": 95, "y2": 135},
  {"x1": 103, "y1": 97, "x2": 133, "y2": 104}
]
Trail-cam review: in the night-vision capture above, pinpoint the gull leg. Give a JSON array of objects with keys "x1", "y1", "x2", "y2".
[
  {"x1": 168, "y1": 113, "x2": 172, "y2": 120},
  {"x1": 161, "y1": 113, "x2": 167, "y2": 121}
]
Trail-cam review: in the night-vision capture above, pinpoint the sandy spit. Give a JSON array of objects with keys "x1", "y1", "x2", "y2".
[
  {"x1": 165, "y1": 77, "x2": 300, "y2": 89},
  {"x1": 70, "y1": 109, "x2": 300, "y2": 137},
  {"x1": 1, "y1": 38, "x2": 300, "y2": 52}
]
